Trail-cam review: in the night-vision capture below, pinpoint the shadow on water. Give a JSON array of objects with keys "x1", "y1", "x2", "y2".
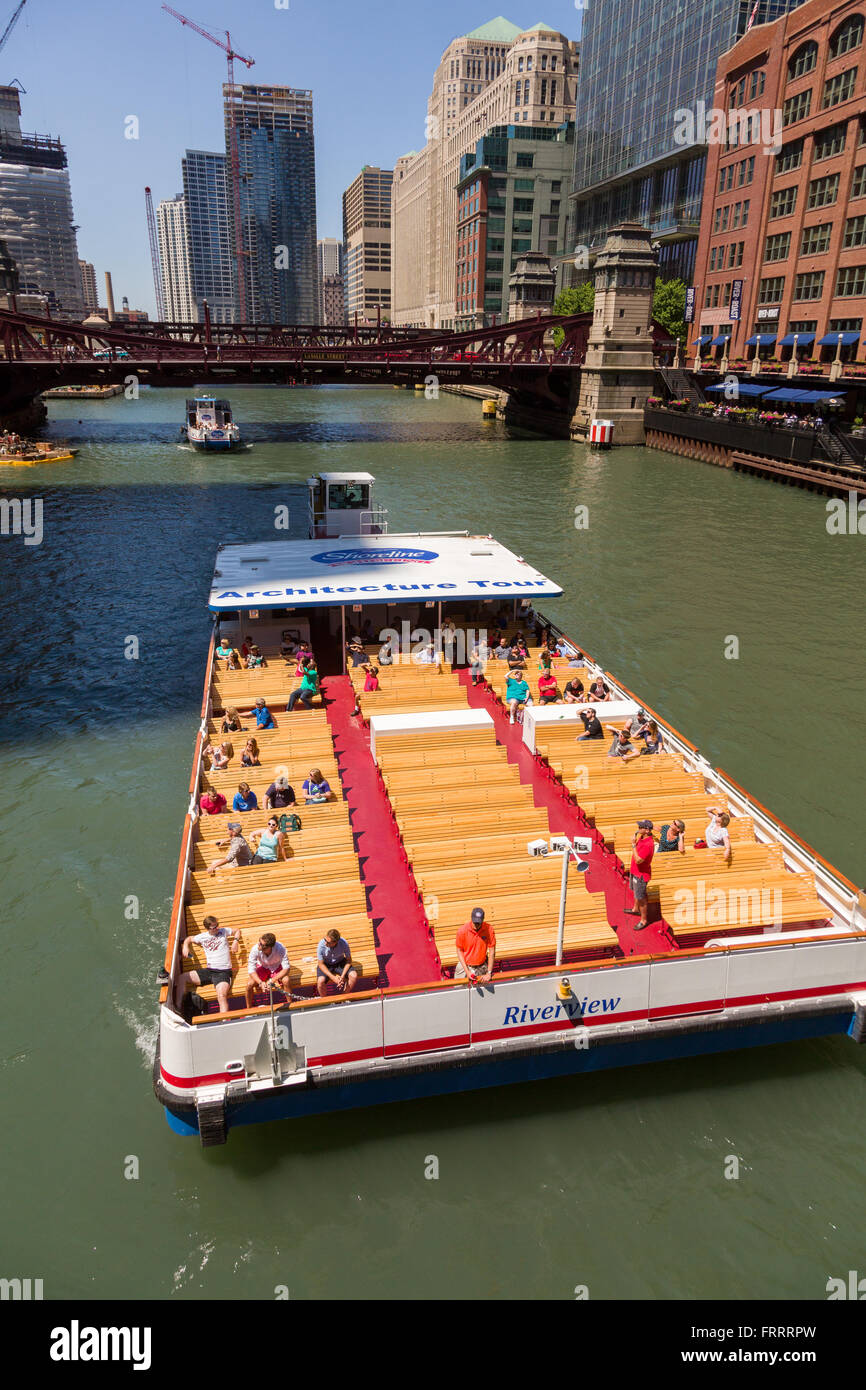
[{"x1": 46, "y1": 421, "x2": 511, "y2": 445}]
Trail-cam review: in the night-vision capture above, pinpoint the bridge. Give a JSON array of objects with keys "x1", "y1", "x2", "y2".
[{"x1": 0, "y1": 306, "x2": 675, "y2": 434}]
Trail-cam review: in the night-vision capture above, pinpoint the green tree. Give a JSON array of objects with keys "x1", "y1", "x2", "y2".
[
  {"x1": 651, "y1": 278, "x2": 688, "y2": 344},
  {"x1": 551, "y1": 282, "x2": 595, "y2": 344}
]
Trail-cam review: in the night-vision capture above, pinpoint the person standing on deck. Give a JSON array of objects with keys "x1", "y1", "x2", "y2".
[
  {"x1": 455, "y1": 908, "x2": 496, "y2": 984},
  {"x1": 182, "y1": 915, "x2": 240, "y2": 1015},
  {"x1": 469, "y1": 638, "x2": 488, "y2": 686},
  {"x1": 626, "y1": 821, "x2": 655, "y2": 930}
]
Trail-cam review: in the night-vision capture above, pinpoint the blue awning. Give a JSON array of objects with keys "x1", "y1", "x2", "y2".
[
  {"x1": 778, "y1": 333, "x2": 815, "y2": 347},
  {"x1": 705, "y1": 381, "x2": 769, "y2": 396},
  {"x1": 761, "y1": 389, "x2": 805, "y2": 403},
  {"x1": 763, "y1": 387, "x2": 846, "y2": 403},
  {"x1": 693, "y1": 334, "x2": 713, "y2": 346},
  {"x1": 710, "y1": 335, "x2": 730, "y2": 346},
  {"x1": 818, "y1": 332, "x2": 861, "y2": 346},
  {"x1": 745, "y1": 334, "x2": 777, "y2": 346}
]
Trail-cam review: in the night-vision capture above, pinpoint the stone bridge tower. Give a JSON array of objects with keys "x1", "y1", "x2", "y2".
[{"x1": 571, "y1": 223, "x2": 658, "y2": 446}]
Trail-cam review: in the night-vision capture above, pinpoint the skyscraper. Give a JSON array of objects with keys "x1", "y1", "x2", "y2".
[
  {"x1": 0, "y1": 86, "x2": 83, "y2": 316},
  {"x1": 157, "y1": 195, "x2": 195, "y2": 322},
  {"x1": 182, "y1": 150, "x2": 234, "y2": 324},
  {"x1": 343, "y1": 168, "x2": 392, "y2": 321},
  {"x1": 78, "y1": 260, "x2": 98, "y2": 311},
  {"x1": 225, "y1": 84, "x2": 318, "y2": 323},
  {"x1": 570, "y1": 0, "x2": 807, "y2": 284},
  {"x1": 316, "y1": 237, "x2": 345, "y2": 324}
]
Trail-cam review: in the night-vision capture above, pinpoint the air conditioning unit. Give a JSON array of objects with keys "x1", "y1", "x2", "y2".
[{"x1": 527, "y1": 838, "x2": 549, "y2": 857}]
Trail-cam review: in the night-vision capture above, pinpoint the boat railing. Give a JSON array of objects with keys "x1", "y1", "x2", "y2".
[{"x1": 359, "y1": 507, "x2": 388, "y2": 535}]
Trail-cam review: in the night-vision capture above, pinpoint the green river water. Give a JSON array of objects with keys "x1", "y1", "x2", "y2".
[{"x1": 1, "y1": 384, "x2": 864, "y2": 1301}]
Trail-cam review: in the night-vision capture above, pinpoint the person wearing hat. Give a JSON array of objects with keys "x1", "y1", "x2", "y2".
[
  {"x1": 626, "y1": 821, "x2": 655, "y2": 929},
  {"x1": 347, "y1": 636, "x2": 367, "y2": 667},
  {"x1": 605, "y1": 726, "x2": 641, "y2": 762},
  {"x1": 455, "y1": 908, "x2": 496, "y2": 985},
  {"x1": 241, "y1": 697, "x2": 276, "y2": 730},
  {"x1": 265, "y1": 774, "x2": 296, "y2": 811},
  {"x1": 207, "y1": 823, "x2": 253, "y2": 875}
]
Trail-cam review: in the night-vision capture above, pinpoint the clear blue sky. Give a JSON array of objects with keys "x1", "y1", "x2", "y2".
[{"x1": 2, "y1": 0, "x2": 581, "y2": 315}]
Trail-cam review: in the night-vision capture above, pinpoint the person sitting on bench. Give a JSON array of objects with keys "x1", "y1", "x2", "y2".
[
  {"x1": 250, "y1": 816, "x2": 287, "y2": 865},
  {"x1": 538, "y1": 670, "x2": 561, "y2": 704},
  {"x1": 245, "y1": 932, "x2": 292, "y2": 1008},
  {"x1": 316, "y1": 929, "x2": 359, "y2": 996},
  {"x1": 705, "y1": 807, "x2": 732, "y2": 864},
  {"x1": 182, "y1": 914, "x2": 240, "y2": 1015},
  {"x1": 606, "y1": 727, "x2": 640, "y2": 763},
  {"x1": 658, "y1": 820, "x2": 686, "y2": 854},
  {"x1": 577, "y1": 708, "x2": 603, "y2": 740},
  {"x1": 243, "y1": 698, "x2": 276, "y2": 730},
  {"x1": 455, "y1": 907, "x2": 496, "y2": 985},
  {"x1": 207, "y1": 822, "x2": 253, "y2": 874},
  {"x1": 215, "y1": 637, "x2": 234, "y2": 665},
  {"x1": 232, "y1": 781, "x2": 258, "y2": 813},
  {"x1": 587, "y1": 676, "x2": 612, "y2": 702},
  {"x1": 505, "y1": 670, "x2": 531, "y2": 725},
  {"x1": 245, "y1": 644, "x2": 267, "y2": 669},
  {"x1": 563, "y1": 676, "x2": 585, "y2": 703},
  {"x1": 303, "y1": 768, "x2": 331, "y2": 803},
  {"x1": 241, "y1": 737, "x2": 260, "y2": 768},
  {"x1": 265, "y1": 775, "x2": 296, "y2": 810},
  {"x1": 199, "y1": 788, "x2": 227, "y2": 816},
  {"x1": 221, "y1": 706, "x2": 244, "y2": 733},
  {"x1": 287, "y1": 658, "x2": 319, "y2": 711},
  {"x1": 347, "y1": 636, "x2": 367, "y2": 668}
]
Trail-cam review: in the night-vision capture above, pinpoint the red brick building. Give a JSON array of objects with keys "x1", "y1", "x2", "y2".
[{"x1": 692, "y1": 0, "x2": 866, "y2": 370}]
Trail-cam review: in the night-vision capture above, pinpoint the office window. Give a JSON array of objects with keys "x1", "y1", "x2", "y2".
[
  {"x1": 787, "y1": 41, "x2": 818, "y2": 81},
  {"x1": 853, "y1": 164, "x2": 866, "y2": 198},
  {"x1": 730, "y1": 241, "x2": 744, "y2": 268},
  {"x1": 793, "y1": 270, "x2": 825, "y2": 300},
  {"x1": 829, "y1": 316, "x2": 863, "y2": 331},
  {"x1": 828, "y1": 15, "x2": 863, "y2": 59},
  {"x1": 775, "y1": 139, "x2": 804, "y2": 173},
  {"x1": 758, "y1": 276, "x2": 785, "y2": 304},
  {"x1": 813, "y1": 122, "x2": 847, "y2": 161},
  {"x1": 800, "y1": 222, "x2": 833, "y2": 255},
  {"x1": 835, "y1": 264, "x2": 866, "y2": 296},
  {"x1": 843, "y1": 213, "x2": 866, "y2": 248},
  {"x1": 788, "y1": 320, "x2": 817, "y2": 334},
  {"x1": 783, "y1": 89, "x2": 812, "y2": 125},
  {"x1": 822, "y1": 68, "x2": 856, "y2": 109},
  {"x1": 807, "y1": 172, "x2": 840, "y2": 208},
  {"x1": 764, "y1": 231, "x2": 791, "y2": 262},
  {"x1": 514, "y1": 179, "x2": 534, "y2": 191},
  {"x1": 769, "y1": 185, "x2": 798, "y2": 218},
  {"x1": 515, "y1": 153, "x2": 533, "y2": 167}
]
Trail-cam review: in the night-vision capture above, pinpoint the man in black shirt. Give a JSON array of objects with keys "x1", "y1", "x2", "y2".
[
  {"x1": 577, "y1": 708, "x2": 604, "y2": 740},
  {"x1": 265, "y1": 775, "x2": 296, "y2": 810}
]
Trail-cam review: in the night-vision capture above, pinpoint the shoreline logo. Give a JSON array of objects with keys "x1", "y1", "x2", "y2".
[
  {"x1": 310, "y1": 547, "x2": 439, "y2": 566},
  {"x1": 50, "y1": 1321, "x2": 152, "y2": 1371}
]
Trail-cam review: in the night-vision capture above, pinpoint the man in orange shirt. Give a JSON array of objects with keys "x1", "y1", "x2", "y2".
[{"x1": 455, "y1": 907, "x2": 496, "y2": 984}]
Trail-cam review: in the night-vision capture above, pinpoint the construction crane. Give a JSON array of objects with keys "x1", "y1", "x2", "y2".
[
  {"x1": 162, "y1": 4, "x2": 254, "y2": 322},
  {"x1": 144, "y1": 186, "x2": 167, "y2": 322},
  {"x1": 0, "y1": 1, "x2": 28, "y2": 55}
]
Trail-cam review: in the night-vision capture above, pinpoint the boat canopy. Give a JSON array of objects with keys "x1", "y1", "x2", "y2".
[{"x1": 209, "y1": 533, "x2": 563, "y2": 612}]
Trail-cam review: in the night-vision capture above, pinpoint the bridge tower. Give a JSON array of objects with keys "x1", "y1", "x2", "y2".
[{"x1": 570, "y1": 223, "x2": 657, "y2": 446}]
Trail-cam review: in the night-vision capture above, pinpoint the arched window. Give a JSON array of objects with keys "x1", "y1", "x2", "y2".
[
  {"x1": 829, "y1": 15, "x2": 864, "y2": 59},
  {"x1": 788, "y1": 41, "x2": 818, "y2": 80}
]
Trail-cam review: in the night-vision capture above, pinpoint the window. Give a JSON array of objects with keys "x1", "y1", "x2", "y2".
[
  {"x1": 758, "y1": 276, "x2": 785, "y2": 304},
  {"x1": 764, "y1": 231, "x2": 791, "y2": 261},
  {"x1": 800, "y1": 222, "x2": 833, "y2": 255},
  {"x1": 828, "y1": 15, "x2": 864, "y2": 59},
  {"x1": 788, "y1": 321, "x2": 817, "y2": 334},
  {"x1": 517, "y1": 57, "x2": 524, "y2": 72},
  {"x1": 513, "y1": 178, "x2": 534, "y2": 191},
  {"x1": 770, "y1": 185, "x2": 798, "y2": 218},
  {"x1": 710, "y1": 245, "x2": 724, "y2": 270},
  {"x1": 783, "y1": 89, "x2": 812, "y2": 125},
  {"x1": 822, "y1": 68, "x2": 856, "y2": 108},
  {"x1": 843, "y1": 213, "x2": 866, "y2": 247},
  {"x1": 788, "y1": 41, "x2": 818, "y2": 80},
  {"x1": 515, "y1": 152, "x2": 533, "y2": 167},
  {"x1": 721, "y1": 204, "x2": 730, "y2": 231},
  {"x1": 792, "y1": 270, "x2": 825, "y2": 300},
  {"x1": 551, "y1": 181, "x2": 561, "y2": 192},
  {"x1": 513, "y1": 197, "x2": 534, "y2": 212},
  {"x1": 835, "y1": 264, "x2": 866, "y2": 296},
  {"x1": 730, "y1": 241, "x2": 744, "y2": 268},
  {"x1": 829, "y1": 317, "x2": 863, "y2": 331},
  {"x1": 853, "y1": 165, "x2": 866, "y2": 198},
  {"x1": 807, "y1": 172, "x2": 840, "y2": 208},
  {"x1": 718, "y1": 163, "x2": 734, "y2": 192},
  {"x1": 776, "y1": 139, "x2": 803, "y2": 173},
  {"x1": 723, "y1": 282, "x2": 732, "y2": 307},
  {"x1": 813, "y1": 122, "x2": 847, "y2": 160}
]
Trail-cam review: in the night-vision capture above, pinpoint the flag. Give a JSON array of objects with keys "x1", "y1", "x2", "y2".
[{"x1": 745, "y1": 0, "x2": 760, "y2": 32}]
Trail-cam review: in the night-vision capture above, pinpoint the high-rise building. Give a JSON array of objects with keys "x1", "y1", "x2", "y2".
[
  {"x1": 692, "y1": 0, "x2": 866, "y2": 362},
  {"x1": 392, "y1": 19, "x2": 579, "y2": 327},
  {"x1": 343, "y1": 168, "x2": 392, "y2": 321},
  {"x1": 570, "y1": 0, "x2": 808, "y2": 285},
  {"x1": 316, "y1": 237, "x2": 345, "y2": 323},
  {"x1": 225, "y1": 84, "x2": 318, "y2": 323},
  {"x1": 157, "y1": 194, "x2": 196, "y2": 321},
  {"x1": 78, "y1": 259, "x2": 98, "y2": 310},
  {"x1": 0, "y1": 86, "x2": 83, "y2": 316},
  {"x1": 182, "y1": 149, "x2": 234, "y2": 324}
]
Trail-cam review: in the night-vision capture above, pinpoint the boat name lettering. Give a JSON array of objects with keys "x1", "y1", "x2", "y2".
[
  {"x1": 212, "y1": 578, "x2": 541, "y2": 601},
  {"x1": 310, "y1": 548, "x2": 440, "y2": 565},
  {"x1": 502, "y1": 996, "x2": 621, "y2": 1025}
]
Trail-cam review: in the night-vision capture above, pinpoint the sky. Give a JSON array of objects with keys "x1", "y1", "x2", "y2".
[{"x1": 3, "y1": 0, "x2": 582, "y2": 316}]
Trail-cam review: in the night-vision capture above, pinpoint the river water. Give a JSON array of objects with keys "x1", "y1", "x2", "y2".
[{"x1": 1, "y1": 385, "x2": 864, "y2": 1301}]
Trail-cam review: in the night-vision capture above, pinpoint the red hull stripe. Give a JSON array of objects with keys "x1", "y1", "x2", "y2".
[{"x1": 161, "y1": 980, "x2": 864, "y2": 1086}]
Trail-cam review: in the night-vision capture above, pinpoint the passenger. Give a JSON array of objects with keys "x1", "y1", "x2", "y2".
[
  {"x1": 378, "y1": 638, "x2": 394, "y2": 666},
  {"x1": 469, "y1": 638, "x2": 489, "y2": 686},
  {"x1": 658, "y1": 820, "x2": 686, "y2": 854},
  {"x1": 454, "y1": 906, "x2": 496, "y2": 984},
  {"x1": 241, "y1": 634, "x2": 254, "y2": 659},
  {"x1": 207, "y1": 823, "x2": 253, "y2": 874},
  {"x1": 225, "y1": 647, "x2": 242, "y2": 671},
  {"x1": 245, "y1": 644, "x2": 267, "y2": 669},
  {"x1": 250, "y1": 816, "x2": 287, "y2": 865},
  {"x1": 316, "y1": 928, "x2": 360, "y2": 996},
  {"x1": 606, "y1": 727, "x2": 640, "y2": 762},
  {"x1": 538, "y1": 670, "x2": 561, "y2": 704},
  {"x1": 199, "y1": 788, "x2": 227, "y2": 815},
  {"x1": 294, "y1": 642, "x2": 312, "y2": 675},
  {"x1": 639, "y1": 719, "x2": 664, "y2": 755},
  {"x1": 705, "y1": 806, "x2": 732, "y2": 863},
  {"x1": 287, "y1": 657, "x2": 319, "y2": 710},
  {"x1": 240, "y1": 737, "x2": 260, "y2": 768},
  {"x1": 243, "y1": 697, "x2": 276, "y2": 730},
  {"x1": 587, "y1": 676, "x2": 612, "y2": 702},
  {"x1": 280, "y1": 634, "x2": 297, "y2": 661},
  {"x1": 215, "y1": 636, "x2": 234, "y2": 664},
  {"x1": 577, "y1": 707, "x2": 604, "y2": 740},
  {"x1": 347, "y1": 636, "x2": 367, "y2": 667},
  {"x1": 232, "y1": 781, "x2": 259, "y2": 813},
  {"x1": 363, "y1": 664, "x2": 380, "y2": 691},
  {"x1": 507, "y1": 645, "x2": 527, "y2": 672},
  {"x1": 210, "y1": 741, "x2": 232, "y2": 771},
  {"x1": 511, "y1": 635, "x2": 529, "y2": 660},
  {"x1": 625, "y1": 820, "x2": 655, "y2": 930},
  {"x1": 221, "y1": 706, "x2": 244, "y2": 734},
  {"x1": 493, "y1": 637, "x2": 512, "y2": 660},
  {"x1": 563, "y1": 676, "x2": 585, "y2": 703},
  {"x1": 303, "y1": 768, "x2": 332, "y2": 803},
  {"x1": 416, "y1": 642, "x2": 437, "y2": 665},
  {"x1": 505, "y1": 668, "x2": 531, "y2": 725},
  {"x1": 568, "y1": 648, "x2": 587, "y2": 668},
  {"x1": 181, "y1": 914, "x2": 241, "y2": 1015},
  {"x1": 265, "y1": 774, "x2": 296, "y2": 810},
  {"x1": 244, "y1": 932, "x2": 292, "y2": 1007}
]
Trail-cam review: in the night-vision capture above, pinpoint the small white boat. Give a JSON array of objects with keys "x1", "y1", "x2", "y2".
[{"x1": 183, "y1": 396, "x2": 241, "y2": 451}]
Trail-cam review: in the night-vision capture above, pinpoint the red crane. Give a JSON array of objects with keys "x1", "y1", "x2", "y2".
[
  {"x1": 144, "y1": 186, "x2": 167, "y2": 322},
  {"x1": 162, "y1": 4, "x2": 254, "y2": 322}
]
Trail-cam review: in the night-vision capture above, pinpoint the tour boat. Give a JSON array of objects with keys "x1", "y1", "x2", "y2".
[
  {"x1": 183, "y1": 396, "x2": 242, "y2": 451},
  {"x1": 154, "y1": 472, "x2": 866, "y2": 1145}
]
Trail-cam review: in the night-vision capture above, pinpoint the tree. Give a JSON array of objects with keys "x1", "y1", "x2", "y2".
[
  {"x1": 652, "y1": 278, "x2": 688, "y2": 345},
  {"x1": 551, "y1": 283, "x2": 594, "y2": 344}
]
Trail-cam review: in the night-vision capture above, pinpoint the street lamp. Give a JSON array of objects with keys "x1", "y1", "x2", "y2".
[{"x1": 527, "y1": 836, "x2": 591, "y2": 966}]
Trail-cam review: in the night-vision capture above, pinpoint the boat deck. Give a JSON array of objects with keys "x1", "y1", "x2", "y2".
[{"x1": 180, "y1": 637, "x2": 831, "y2": 1015}]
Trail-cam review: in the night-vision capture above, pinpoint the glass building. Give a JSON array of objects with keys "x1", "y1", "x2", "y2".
[
  {"x1": 225, "y1": 85, "x2": 318, "y2": 324},
  {"x1": 182, "y1": 150, "x2": 234, "y2": 325},
  {"x1": 571, "y1": 0, "x2": 806, "y2": 283}
]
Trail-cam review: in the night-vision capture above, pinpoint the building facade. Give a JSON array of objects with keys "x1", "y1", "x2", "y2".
[
  {"x1": 317, "y1": 237, "x2": 345, "y2": 324},
  {"x1": 182, "y1": 149, "x2": 234, "y2": 324},
  {"x1": 157, "y1": 194, "x2": 196, "y2": 322},
  {"x1": 342, "y1": 168, "x2": 392, "y2": 321},
  {"x1": 225, "y1": 84, "x2": 318, "y2": 324},
  {"x1": 392, "y1": 18, "x2": 579, "y2": 327},
  {"x1": 570, "y1": 0, "x2": 807, "y2": 287},
  {"x1": 693, "y1": 0, "x2": 866, "y2": 362},
  {"x1": 78, "y1": 259, "x2": 98, "y2": 310},
  {"x1": 0, "y1": 86, "x2": 83, "y2": 317}
]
